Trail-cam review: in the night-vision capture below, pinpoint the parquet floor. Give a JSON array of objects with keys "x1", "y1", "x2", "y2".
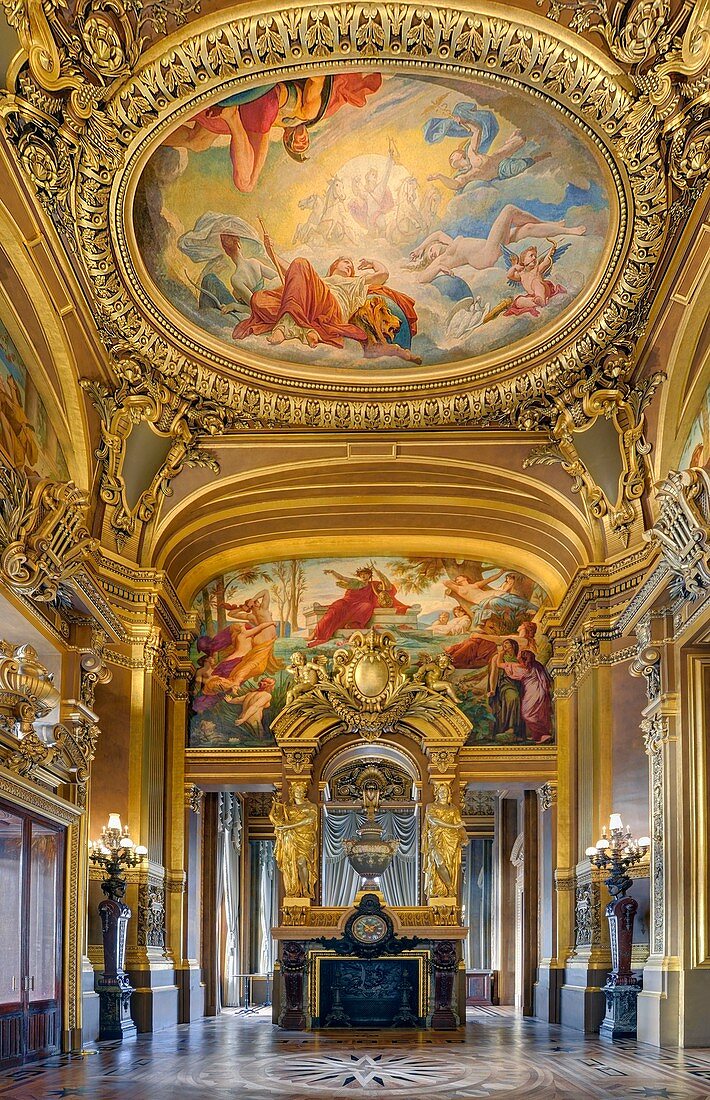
[{"x1": 1, "y1": 1007, "x2": 710, "y2": 1099}]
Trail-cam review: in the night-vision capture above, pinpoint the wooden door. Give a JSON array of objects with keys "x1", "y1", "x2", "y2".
[{"x1": 0, "y1": 803, "x2": 64, "y2": 1068}]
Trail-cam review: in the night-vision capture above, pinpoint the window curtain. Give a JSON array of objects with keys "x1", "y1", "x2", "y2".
[
  {"x1": 322, "y1": 808, "x2": 418, "y2": 907},
  {"x1": 462, "y1": 836, "x2": 492, "y2": 969},
  {"x1": 249, "y1": 840, "x2": 277, "y2": 975},
  {"x1": 218, "y1": 794, "x2": 242, "y2": 1007}
]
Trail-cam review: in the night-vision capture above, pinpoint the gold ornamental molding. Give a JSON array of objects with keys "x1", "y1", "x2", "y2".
[
  {"x1": 0, "y1": 0, "x2": 704, "y2": 430},
  {"x1": 81, "y1": 373, "x2": 219, "y2": 552},
  {"x1": 272, "y1": 628, "x2": 471, "y2": 773},
  {"x1": 0, "y1": 462, "x2": 96, "y2": 603}
]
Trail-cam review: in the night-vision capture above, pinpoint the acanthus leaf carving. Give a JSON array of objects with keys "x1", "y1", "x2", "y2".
[{"x1": 0, "y1": 463, "x2": 96, "y2": 602}]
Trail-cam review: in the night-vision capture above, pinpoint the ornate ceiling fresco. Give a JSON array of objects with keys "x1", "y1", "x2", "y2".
[
  {"x1": 1, "y1": 0, "x2": 707, "y2": 440},
  {"x1": 133, "y1": 71, "x2": 611, "y2": 375}
]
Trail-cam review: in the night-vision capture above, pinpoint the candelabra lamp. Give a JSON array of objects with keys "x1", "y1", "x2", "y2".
[
  {"x1": 89, "y1": 814, "x2": 147, "y2": 1041},
  {"x1": 586, "y1": 813, "x2": 650, "y2": 1042}
]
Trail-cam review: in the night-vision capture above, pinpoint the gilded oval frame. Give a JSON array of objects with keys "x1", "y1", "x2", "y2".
[{"x1": 75, "y1": 1, "x2": 667, "y2": 428}]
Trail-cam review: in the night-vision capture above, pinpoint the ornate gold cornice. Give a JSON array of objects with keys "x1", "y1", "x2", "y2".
[
  {"x1": 0, "y1": 0, "x2": 692, "y2": 432},
  {"x1": 0, "y1": 462, "x2": 96, "y2": 603}
]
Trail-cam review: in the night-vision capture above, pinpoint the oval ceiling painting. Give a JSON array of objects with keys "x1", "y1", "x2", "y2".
[{"x1": 133, "y1": 71, "x2": 612, "y2": 374}]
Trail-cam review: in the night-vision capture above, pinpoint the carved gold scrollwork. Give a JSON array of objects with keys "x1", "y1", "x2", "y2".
[
  {"x1": 524, "y1": 374, "x2": 664, "y2": 544},
  {"x1": 81, "y1": 375, "x2": 219, "y2": 550},
  {"x1": 645, "y1": 466, "x2": 710, "y2": 599},
  {"x1": 0, "y1": 463, "x2": 96, "y2": 602},
  {"x1": 0, "y1": 642, "x2": 98, "y2": 803},
  {"x1": 540, "y1": 0, "x2": 710, "y2": 191},
  {"x1": 273, "y1": 628, "x2": 470, "y2": 748}
]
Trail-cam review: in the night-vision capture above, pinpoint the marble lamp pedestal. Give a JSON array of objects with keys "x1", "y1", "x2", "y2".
[
  {"x1": 97, "y1": 897, "x2": 137, "y2": 1041},
  {"x1": 599, "y1": 895, "x2": 641, "y2": 1042}
]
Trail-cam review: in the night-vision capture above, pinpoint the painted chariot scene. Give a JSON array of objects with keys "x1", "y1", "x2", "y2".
[
  {"x1": 135, "y1": 71, "x2": 610, "y2": 372},
  {"x1": 189, "y1": 556, "x2": 553, "y2": 749}
]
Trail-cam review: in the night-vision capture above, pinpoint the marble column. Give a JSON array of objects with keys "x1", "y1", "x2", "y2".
[
  {"x1": 559, "y1": 662, "x2": 611, "y2": 1033},
  {"x1": 534, "y1": 781, "x2": 560, "y2": 1022}
]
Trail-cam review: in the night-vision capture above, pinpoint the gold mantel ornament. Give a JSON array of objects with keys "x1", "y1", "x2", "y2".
[{"x1": 272, "y1": 629, "x2": 471, "y2": 757}]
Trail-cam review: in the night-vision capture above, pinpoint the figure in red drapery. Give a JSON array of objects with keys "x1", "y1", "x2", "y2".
[
  {"x1": 233, "y1": 254, "x2": 418, "y2": 353},
  {"x1": 164, "y1": 74, "x2": 383, "y2": 192},
  {"x1": 307, "y1": 564, "x2": 410, "y2": 647}
]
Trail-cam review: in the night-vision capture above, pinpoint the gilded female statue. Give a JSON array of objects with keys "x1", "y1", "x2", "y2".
[
  {"x1": 422, "y1": 781, "x2": 467, "y2": 900},
  {"x1": 269, "y1": 782, "x2": 318, "y2": 898}
]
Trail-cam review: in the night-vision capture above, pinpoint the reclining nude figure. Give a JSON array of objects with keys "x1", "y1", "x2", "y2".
[{"x1": 409, "y1": 203, "x2": 586, "y2": 284}]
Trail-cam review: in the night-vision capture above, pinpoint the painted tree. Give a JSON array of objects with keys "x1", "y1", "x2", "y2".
[
  {"x1": 287, "y1": 560, "x2": 307, "y2": 631},
  {"x1": 269, "y1": 562, "x2": 290, "y2": 631},
  {"x1": 387, "y1": 557, "x2": 487, "y2": 592}
]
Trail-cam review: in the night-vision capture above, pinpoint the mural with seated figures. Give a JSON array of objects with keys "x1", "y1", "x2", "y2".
[{"x1": 189, "y1": 555, "x2": 553, "y2": 749}]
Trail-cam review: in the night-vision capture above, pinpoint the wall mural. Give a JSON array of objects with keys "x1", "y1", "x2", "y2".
[
  {"x1": 189, "y1": 557, "x2": 552, "y2": 750},
  {"x1": 0, "y1": 319, "x2": 69, "y2": 480},
  {"x1": 680, "y1": 386, "x2": 710, "y2": 470},
  {"x1": 136, "y1": 71, "x2": 610, "y2": 373}
]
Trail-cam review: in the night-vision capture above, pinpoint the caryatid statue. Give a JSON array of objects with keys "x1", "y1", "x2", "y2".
[
  {"x1": 422, "y1": 781, "x2": 467, "y2": 901},
  {"x1": 269, "y1": 782, "x2": 318, "y2": 899}
]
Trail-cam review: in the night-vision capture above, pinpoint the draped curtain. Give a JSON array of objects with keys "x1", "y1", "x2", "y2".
[
  {"x1": 322, "y1": 808, "x2": 419, "y2": 907},
  {"x1": 462, "y1": 836, "x2": 492, "y2": 969},
  {"x1": 249, "y1": 840, "x2": 277, "y2": 975},
  {"x1": 218, "y1": 793, "x2": 242, "y2": 1007}
]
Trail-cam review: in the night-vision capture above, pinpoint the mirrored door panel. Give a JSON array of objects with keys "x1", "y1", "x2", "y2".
[{"x1": 0, "y1": 801, "x2": 64, "y2": 1068}]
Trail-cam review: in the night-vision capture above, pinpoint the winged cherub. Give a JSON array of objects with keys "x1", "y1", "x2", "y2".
[{"x1": 499, "y1": 238, "x2": 572, "y2": 319}]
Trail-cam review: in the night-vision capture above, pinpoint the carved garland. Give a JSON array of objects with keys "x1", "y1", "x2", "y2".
[{"x1": 0, "y1": 0, "x2": 688, "y2": 432}]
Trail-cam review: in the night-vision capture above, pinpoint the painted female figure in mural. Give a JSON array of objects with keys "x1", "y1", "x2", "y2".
[
  {"x1": 488, "y1": 638, "x2": 523, "y2": 740},
  {"x1": 164, "y1": 74, "x2": 382, "y2": 192},
  {"x1": 409, "y1": 204, "x2": 586, "y2": 285},
  {"x1": 501, "y1": 648, "x2": 553, "y2": 743},
  {"x1": 307, "y1": 564, "x2": 410, "y2": 647},
  {"x1": 0, "y1": 375, "x2": 38, "y2": 471},
  {"x1": 232, "y1": 243, "x2": 419, "y2": 361},
  {"x1": 193, "y1": 590, "x2": 283, "y2": 712}
]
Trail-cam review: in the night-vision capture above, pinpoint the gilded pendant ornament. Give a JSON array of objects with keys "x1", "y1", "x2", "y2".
[{"x1": 0, "y1": 0, "x2": 701, "y2": 430}]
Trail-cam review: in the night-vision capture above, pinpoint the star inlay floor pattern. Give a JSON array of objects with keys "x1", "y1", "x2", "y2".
[{"x1": 2, "y1": 1008, "x2": 710, "y2": 1099}]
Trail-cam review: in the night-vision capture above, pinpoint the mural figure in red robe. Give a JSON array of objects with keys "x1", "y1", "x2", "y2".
[
  {"x1": 307, "y1": 564, "x2": 410, "y2": 647},
  {"x1": 165, "y1": 74, "x2": 382, "y2": 192}
]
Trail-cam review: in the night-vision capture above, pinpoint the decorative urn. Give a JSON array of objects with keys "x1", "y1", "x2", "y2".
[{"x1": 342, "y1": 784, "x2": 399, "y2": 892}]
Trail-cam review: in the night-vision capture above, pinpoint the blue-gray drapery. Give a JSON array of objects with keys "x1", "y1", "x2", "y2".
[
  {"x1": 322, "y1": 808, "x2": 419, "y2": 907},
  {"x1": 218, "y1": 793, "x2": 242, "y2": 1007},
  {"x1": 249, "y1": 840, "x2": 277, "y2": 975},
  {"x1": 462, "y1": 836, "x2": 492, "y2": 969}
]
